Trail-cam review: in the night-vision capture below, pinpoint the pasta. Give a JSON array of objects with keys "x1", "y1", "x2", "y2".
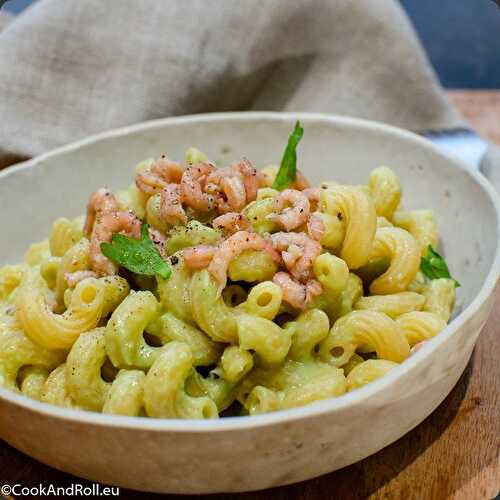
[
  {"x1": 320, "y1": 185, "x2": 377, "y2": 269},
  {"x1": 354, "y1": 291, "x2": 425, "y2": 318},
  {"x1": 346, "y1": 360, "x2": 399, "y2": 391},
  {"x1": 0, "y1": 138, "x2": 459, "y2": 419},
  {"x1": 369, "y1": 227, "x2": 420, "y2": 294}
]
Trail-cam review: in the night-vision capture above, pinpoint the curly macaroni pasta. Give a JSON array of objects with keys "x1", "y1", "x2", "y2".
[{"x1": 0, "y1": 144, "x2": 458, "y2": 418}]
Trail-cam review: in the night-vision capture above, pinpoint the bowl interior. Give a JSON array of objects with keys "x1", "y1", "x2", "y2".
[{"x1": 0, "y1": 113, "x2": 498, "y2": 316}]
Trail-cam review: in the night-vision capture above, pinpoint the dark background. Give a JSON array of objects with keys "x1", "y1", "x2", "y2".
[{"x1": 2, "y1": 0, "x2": 500, "y2": 88}]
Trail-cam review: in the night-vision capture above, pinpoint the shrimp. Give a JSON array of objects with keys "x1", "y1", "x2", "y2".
[
  {"x1": 160, "y1": 184, "x2": 187, "y2": 226},
  {"x1": 272, "y1": 272, "x2": 322, "y2": 309},
  {"x1": 302, "y1": 187, "x2": 321, "y2": 211},
  {"x1": 90, "y1": 211, "x2": 141, "y2": 276},
  {"x1": 267, "y1": 189, "x2": 310, "y2": 231},
  {"x1": 231, "y1": 158, "x2": 264, "y2": 203},
  {"x1": 65, "y1": 270, "x2": 99, "y2": 288},
  {"x1": 212, "y1": 212, "x2": 252, "y2": 235},
  {"x1": 208, "y1": 231, "x2": 278, "y2": 290},
  {"x1": 183, "y1": 245, "x2": 217, "y2": 270},
  {"x1": 218, "y1": 173, "x2": 247, "y2": 213},
  {"x1": 270, "y1": 232, "x2": 322, "y2": 282},
  {"x1": 181, "y1": 163, "x2": 217, "y2": 212},
  {"x1": 294, "y1": 171, "x2": 311, "y2": 191},
  {"x1": 307, "y1": 212, "x2": 325, "y2": 241},
  {"x1": 136, "y1": 156, "x2": 184, "y2": 194},
  {"x1": 83, "y1": 188, "x2": 119, "y2": 236}
]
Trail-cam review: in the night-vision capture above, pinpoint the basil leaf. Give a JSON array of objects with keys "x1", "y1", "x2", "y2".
[
  {"x1": 101, "y1": 223, "x2": 171, "y2": 279},
  {"x1": 272, "y1": 121, "x2": 304, "y2": 191},
  {"x1": 420, "y1": 245, "x2": 460, "y2": 287}
]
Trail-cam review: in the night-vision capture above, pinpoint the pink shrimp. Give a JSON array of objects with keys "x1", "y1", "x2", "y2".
[
  {"x1": 267, "y1": 189, "x2": 310, "y2": 231},
  {"x1": 218, "y1": 173, "x2": 247, "y2": 213},
  {"x1": 307, "y1": 212, "x2": 325, "y2": 241},
  {"x1": 273, "y1": 272, "x2": 322, "y2": 309},
  {"x1": 294, "y1": 171, "x2": 311, "y2": 191},
  {"x1": 270, "y1": 232, "x2": 322, "y2": 282},
  {"x1": 160, "y1": 184, "x2": 187, "y2": 226},
  {"x1": 136, "y1": 156, "x2": 184, "y2": 194},
  {"x1": 65, "y1": 270, "x2": 99, "y2": 288},
  {"x1": 208, "y1": 231, "x2": 277, "y2": 290},
  {"x1": 183, "y1": 245, "x2": 217, "y2": 270},
  {"x1": 231, "y1": 158, "x2": 263, "y2": 203},
  {"x1": 302, "y1": 187, "x2": 321, "y2": 211},
  {"x1": 181, "y1": 163, "x2": 217, "y2": 212},
  {"x1": 90, "y1": 211, "x2": 141, "y2": 276},
  {"x1": 212, "y1": 212, "x2": 252, "y2": 235},
  {"x1": 83, "y1": 188, "x2": 119, "y2": 236}
]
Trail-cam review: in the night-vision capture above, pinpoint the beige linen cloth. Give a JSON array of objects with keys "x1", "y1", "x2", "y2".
[{"x1": 0, "y1": 0, "x2": 498, "y2": 186}]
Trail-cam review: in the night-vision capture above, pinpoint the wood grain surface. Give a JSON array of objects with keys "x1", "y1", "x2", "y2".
[{"x1": 1, "y1": 91, "x2": 499, "y2": 500}]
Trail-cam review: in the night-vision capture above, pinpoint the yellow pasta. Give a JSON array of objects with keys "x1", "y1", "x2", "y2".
[
  {"x1": 143, "y1": 342, "x2": 218, "y2": 419},
  {"x1": 41, "y1": 364, "x2": 76, "y2": 408},
  {"x1": 318, "y1": 310, "x2": 410, "y2": 367},
  {"x1": 244, "y1": 359, "x2": 346, "y2": 414},
  {"x1": 145, "y1": 193, "x2": 171, "y2": 233},
  {"x1": 222, "y1": 284, "x2": 247, "y2": 307},
  {"x1": 166, "y1": 221, "x2": 221, "y2": 255},
  {"x1": 157, "y1": 254, "x2": 194, "y2": 325},
  {"x1": 66, "y1": 328, "x2": 109, "y2": 411},
  {"x1": 217, "y1": 345, "x2": 254, "y2": 383},
  {"x1": 369, "y1": 227, "x2": 420, "y2": 294},
  {"x1": 242, "y1": 197, "x2": 279, "y2": 234},
  {"x1": 185, "y1": 370, "x2": 236, "y2": 412},
  {"x1": 105, "y1": 291, "x2": 161, "y2": 370},
  {"x1": 54, "y1": 238, "x2": 93, "y2": 306},
  {"x1": 103, "y1": 369, "x2": 146, "y2": 416},
  {"x1": 228, "y1": 250, "x2": 278, "y2": 282},
  {"x1": 238, "y1": 281, "x2": 282, "y2": 320},
  {"x1": 422, "y1": 278, "x2": 456, "y2": 322},
  {"x1": 146, "y1": 311, "x2": 223, "y2": 366},
  {"x1": 368, "y1": 166, "x2": 401, "y2": 219},
  {"x1": 115, "y1": 183, "x2": 147, "y2": 219},
  {"x1": 236, "y1": 313, "x2": 292, "y2": 365},
  {"x1": 245, "y1": 386, "x2": 281, "y2": 415},
  {"x1": 0, "y1": 265, "x2": 25, "y2": 301},
  {"x1": 49, "y1": 217, "x2": 84, "y2": 257},
  {"x1": 396, "y1": 311, "x2": 447, "y2": 346},
  {"x1": 40, "y1": 256, "x2": 61, "y2": 290},
  {"x1": 190, "y1": 269, "x2": 238, "y2": 343},
  {"x1": 0, "y1": 142, "x2": 459, "y2": 418},
  {"x1": 354, "y1": 291, "x2": 425, "y2": 318},
  {"x1": 16, "y1": 269, "x2": 118, "y2": 350},
  {"x1": 392, "y1": 210, "x2": 438, "y2": 256},
  {"x1": 336, "y1": 272, "x2": 364, "y2": 319},
  {"x1": 341, "y1": 353, "x2": 364, "y2": 376},
  {"x1": 314, "y1": 212, "x2": 345, "y2": 253},
  {"x1": 19, "y1": 366, "x2": 50, "y2": 400},
  {"x1": 0, "y1": 320, "x2": 65, "y2": 391},
  {"x1": 24, "y1": 240, "x2": 50, "y2": 266},
  {"x1": 287, "y1": 309, "x2": 330, "y2": 361},
  {"x1": 347, "y1": 359, "x2": 399, "y2": 391},
  {"x1": 320, "y1": 186, "x2": 377, "y2": 269}
]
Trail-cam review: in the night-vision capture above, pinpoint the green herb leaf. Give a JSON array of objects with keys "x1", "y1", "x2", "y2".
[
  {"x1": 272, "y1": 121, "x2": 304, "y2": 191},
  {"x1": 420, "y1": 245, "x2": 460, "y2": 287},
  {"x1": 101, "y1": 223, "x2": 171, "y2": 279}
]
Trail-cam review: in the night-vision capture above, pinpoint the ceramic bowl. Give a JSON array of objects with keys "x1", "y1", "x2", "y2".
[{"x1": 0, "y1": 112, "x2": 499, "y2": 494}]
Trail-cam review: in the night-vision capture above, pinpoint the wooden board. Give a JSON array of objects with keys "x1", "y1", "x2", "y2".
[{"x1": 1, "y1": 91, "x2": 499, "y2": 500}]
